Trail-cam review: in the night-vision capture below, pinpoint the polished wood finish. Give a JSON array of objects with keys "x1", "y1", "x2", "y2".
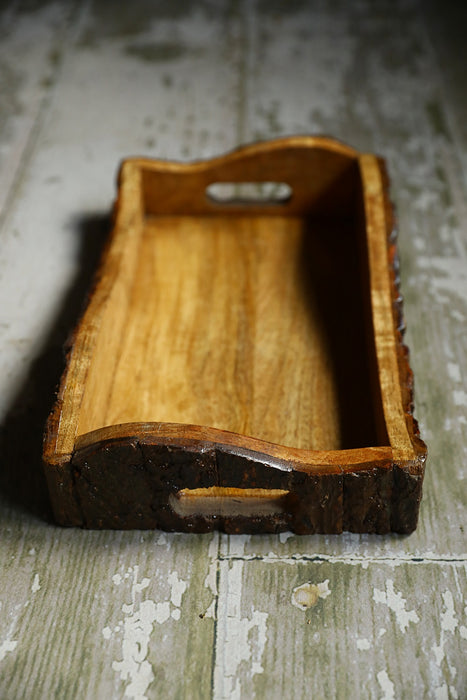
[{"x1": 43, "y1": 136, "x2": 427, "y2": 533}]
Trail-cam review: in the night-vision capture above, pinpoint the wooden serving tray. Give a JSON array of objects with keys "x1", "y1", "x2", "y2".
[{"x1": 43, "y1": 137, "x2": 427, "y2": 534}]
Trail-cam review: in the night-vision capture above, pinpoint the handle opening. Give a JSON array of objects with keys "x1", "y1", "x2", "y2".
[
  {"x1": 169, "y1": 486, "x2": 290, "y2": 518},
  {"x1": 206, "y1": 181, "x2": 292, "y2": 206}
]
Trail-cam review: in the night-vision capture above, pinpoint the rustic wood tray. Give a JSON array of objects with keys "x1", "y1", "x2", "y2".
[{"x1": 43, "y1": 137, "x2": 427, "y2": 534}]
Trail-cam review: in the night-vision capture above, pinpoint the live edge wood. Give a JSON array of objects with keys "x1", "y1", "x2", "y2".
[{"x1": 43, "y1": 136, "x2": 427, "y2": 534}]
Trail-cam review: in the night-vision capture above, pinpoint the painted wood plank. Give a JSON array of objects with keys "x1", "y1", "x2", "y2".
[
  {"x1": 0, "y1": 529, "x2": 218, "y2": 699},
  {"x1": 214, "y1": 556, "x2": 467, "y2": 699}
]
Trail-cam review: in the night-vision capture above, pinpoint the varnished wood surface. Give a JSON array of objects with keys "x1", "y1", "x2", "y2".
[
  {"x1": 0, "y1": 0, "x2": 465, "y2": 697},
  {"x1": 44, "y1": 138, "x2": 425, "y2": 533},
  {"x1": 78, "y1": 215, "x2": 353, "y2": 449}
]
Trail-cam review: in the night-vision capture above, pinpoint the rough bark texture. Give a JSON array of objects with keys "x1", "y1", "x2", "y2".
[{"x1": 65, "y1": 435, "x2": 415, "y2": 534}]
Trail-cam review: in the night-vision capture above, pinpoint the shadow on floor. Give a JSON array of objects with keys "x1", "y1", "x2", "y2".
[{"x1": 0, "y1": 214, "x2": 110, "y2": 522}]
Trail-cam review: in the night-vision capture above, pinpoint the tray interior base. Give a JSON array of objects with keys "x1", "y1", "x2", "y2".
[{"x1": 77, "y1": 214, "x2": 380, "y2": 451}]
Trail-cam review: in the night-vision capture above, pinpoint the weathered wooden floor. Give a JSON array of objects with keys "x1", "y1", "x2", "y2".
[{"x1": 0, "y1": 1, "x2": 465, "y2": 698}]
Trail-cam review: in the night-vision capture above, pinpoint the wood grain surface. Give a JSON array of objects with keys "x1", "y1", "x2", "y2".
[
  {"x1": 44, "y1": 139, "x2": 425, "y2": 534},
  {"x1": 78, "y1": 214, "x2": 345, "y2": 448},
  {"x1": 0, "y1": 0, "x2": 465, "y2": 697}
]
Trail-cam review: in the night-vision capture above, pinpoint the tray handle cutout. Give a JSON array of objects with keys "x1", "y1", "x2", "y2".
[
  {"x1": 169, "y1": 486, "x2": 290, "y2": 518},
  {"x1": 206, "y1": 181, "x2": 292, "y2": 206}
]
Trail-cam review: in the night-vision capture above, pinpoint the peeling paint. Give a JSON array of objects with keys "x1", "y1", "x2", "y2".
[
  {"x1": 0, "y1": 639, "x2": 17, "y2": 662},
  {"x1": 202, "y1": 533, "x2": 218, "y2": 618},
  {"x1": 214, "y1": 561, "x2": 268, "y2": 699},
  {"x1": 112, "y1": 598, "x2": 159, "y2": 700},
  {"x1": 105, "y1": 566, "x2": 187, "y2": 700},
  {"x1": 440, "y1": 591, "x2": 458, "y2": 633},
  {"x1": 356, "y1": 637, "x2": 371, "y2": 650},
  {"x1": 453, "y1": 390, "x2": 467, "y2": 407},
  {"x1": 204, "y1": 533, "x2": 218, "y2": 596},
  {"x1": 204, "y1": 600, "x2": 216, "y2": 619},
  {"x1": 31, "y1": 573, "x2": 40, "y2": 593},
  {"x1": 447, "y1": 362, "x2": 462, "y2": 383},
  {"x1": 373, "y1": 579, "x2": 419, "y2": 633},
  {"x1": 168, "y1": 571, "x2": 186, "y2": 608},
  {"x1": 377, "y1": 669, "x2": 395, "y2": 700},
  {"x1": 432, "y1": 589, "x2": 463, "y2": 679}
]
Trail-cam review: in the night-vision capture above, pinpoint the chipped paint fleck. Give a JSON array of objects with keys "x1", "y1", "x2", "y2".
[
  {"x1": 447, "y1": 362, "x2": 462, "y2": 383},
  {"x1": 168, "y1": 571, "x2": 187, "y2": 607},
  {"x1": 373, "y1": 580, "x2": 419, "y2": 633},
  {"x1": 291, "y1": 580, "x2": 331, "y2": 610},
  {"x1": 440, "y1": 591, "x2": 458, "y2": 633},
  {"x1": 356, "y1": 637, "x2": 371, "y2": 650},
  {"x1": 0, "y1": 639, "x2": 17, "y2": 662},
  {"x1": 453, "y1": 390, "x2": 467, "y2": 407},
  {"x1": 377, "y1": 669, "x2": 395, "y2": 700},
  {"x1": 112, "y1": 598, "x2": 159, "y2": 700}
]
